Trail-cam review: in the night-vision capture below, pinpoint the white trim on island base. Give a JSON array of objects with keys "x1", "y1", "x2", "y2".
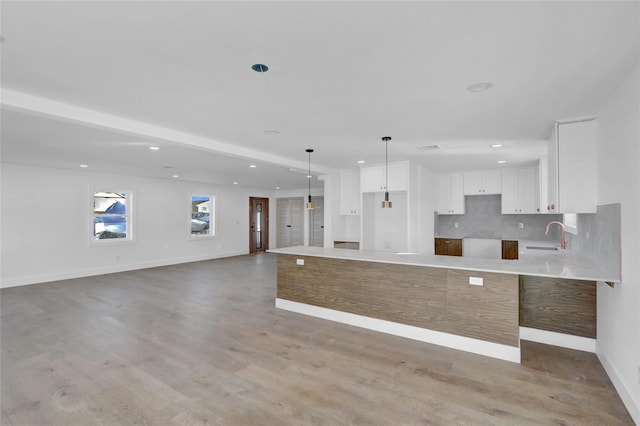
[
  {"x1": 276, "y1": 298, "x2": 521, "y2": 363},
  {"x1": 519, "y1": 327, "x2": 596, "y2": 353}
]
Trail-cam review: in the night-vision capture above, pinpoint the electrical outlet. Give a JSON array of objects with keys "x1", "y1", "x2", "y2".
[
  {"x1": 296, "y1": 259, "x2": 304, "y2": 265},
  {"x1": 518, "y1": 222, "x2": 524, "y2": 229},
  {"x1": 469, "y1": 276, "x2": 483, "y2": 286},
  {"x1": 454, "y1": 222, "x2": 459, "y2": 228}
]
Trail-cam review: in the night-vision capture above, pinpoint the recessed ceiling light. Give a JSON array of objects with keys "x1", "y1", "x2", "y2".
[
  {"x1": 172, "y1": 174, "x2": 179, "y2": 178},
  {"x1": 357, "y1": 160, "x2": 366, "y2": 164},
  {"x1": 497, "y1": 160, "x2": 507, "y2": 164},
  {"x1": 149, "y1": 146, "x2": 160, "y2": 151},
  {"x1": 249, "y1": 164, "x2": 257, "y2": 168},
  {"x1": 306, "y1": 175, "x2": 312, "y2": 178},
  {"x1": 251, "y1": 64, "x2": 269, "y2": 73},
  {"x1": 276, "y1": 186, "x2": 280, "y2": 190},
  {"x1": 233, "y1": 181, "x2": 238, "y2": 185},
  {"x1": 79, "y1": 164, "x2": 89, "y2": 168},
  {"x1": 467, "y1": 82, "x2": 493, "y2": 92},
  {"x1": 491, "y1": 144, "x2": 503, "y2": 148},
  {"x1": 264, "y1": 129, "x2": 280, "y2": 135}
]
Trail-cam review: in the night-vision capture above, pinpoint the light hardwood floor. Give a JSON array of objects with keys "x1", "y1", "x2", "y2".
[{"x1": 1, "y1": 253, "x2": 633, "y2": 425}]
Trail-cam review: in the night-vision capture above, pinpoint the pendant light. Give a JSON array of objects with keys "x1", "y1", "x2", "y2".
[
  {"x1": 381, "y1": 136, "x2": 392, "y2": 208},
  {"x1": 306, "y1": 149, "x2": 314, "y2": 210}
]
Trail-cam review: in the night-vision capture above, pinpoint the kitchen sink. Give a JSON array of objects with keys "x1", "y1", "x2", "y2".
[{"x1": 526, "y1": 246, "x2": 559, "y2": 251}]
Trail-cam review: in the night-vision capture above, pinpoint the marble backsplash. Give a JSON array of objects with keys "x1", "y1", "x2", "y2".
[
  {"x1": 436, "y1": 194, "x2": 563, "y2": 241},
  {"x1": 567, "y1": 203, "x2": 622, "y2": 281}
]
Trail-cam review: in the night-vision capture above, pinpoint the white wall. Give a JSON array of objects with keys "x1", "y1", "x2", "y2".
[
  {"x1": 1, "y1": 163, "x2": 276, "y2": 288},
  {"x1": 595, "y1": 59, "x2": 640, "y2": 423}
]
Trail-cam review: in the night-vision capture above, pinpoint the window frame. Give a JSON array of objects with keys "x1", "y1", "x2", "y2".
[
  {"x1": 189, "y1": 193, "x2": 216, "y2": 240},
  {"x1": 89, "y1": 188, "x2": 135, "y2": 246}
]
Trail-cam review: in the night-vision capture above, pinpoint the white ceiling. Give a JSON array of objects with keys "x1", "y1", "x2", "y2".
[{"x1": 1, "y1": 1, "x2": 638, "y2": 189}]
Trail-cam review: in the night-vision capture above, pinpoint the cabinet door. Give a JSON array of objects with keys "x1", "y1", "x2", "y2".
[
  {"x1": 437, "y1": 173, "x2": 464, "y2": 214},
  {"x1": 450, "y1": 173, "x2": 465, "y2": 214},
  {"x1": 517, "y1": 168, "x2": 538, "y2": 214},
  {"x1": 501, "y1": 169, "x2": 519, "y2": 214},
  {"x1": 339, "y1": 169, "x2": 360, "y2": 215},
  {"x1": 482, "y1": 170, "x2": 502, "y2": 194},
  {"x1": 547, "y1": 124, "x2": 559, "y2": 212},
  {"x1": 437, "y1": 174, "x2": 452, "y2": 214},
  {"x1": 557, "y1": 120, "x2": 597, "y2": 213},
  {"x1": 463, "y1": 171, "x2": 483, "y2": 195},
  {"x1": 463, "y1": 170, "x2": 501, "y2": 194},
  {"x1": 360, "y1": 166, "x2": 385, "y2": 192}
]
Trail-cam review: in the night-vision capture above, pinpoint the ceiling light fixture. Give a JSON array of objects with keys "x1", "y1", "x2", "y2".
[
  {"x1": 172, "y1": 174, "x2": 179, "y2": 178},
  {"x1": 251, "y1": 64, "x2": 269, "y2": 73},
  {"x1": 497, "y1": 160, "x2": 507, "y2": 164},
  {"x1": 491, "y1": 144, "x2": 503, "y2": 148},
  {"x1": 149, "y1": 146, "x2": 160, "y2": 151},
  {"x1": 381, "y1": 136, "x2": 392, "y2": 208},
  {"x1": 249, "y1": 164, "x2": 257, "y2": 168},
  {"x1": 467, "y1": 82, "x2": 493, "y2": 92},
  {"x1": 79, "y1": 164, "x2": 89, "y2": 168},
  {"x1": 357, "y1": 160, "x2": 366, "y2": 164},
  {"x1": 233, "y1": 181, "x2": 238, "y2": 185},
  {"x1": 306, "y1": 149, "x2": 314, "y2": 210}
]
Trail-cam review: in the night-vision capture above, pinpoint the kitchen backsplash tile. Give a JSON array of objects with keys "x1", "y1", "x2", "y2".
[
  {"x1": 436, "y1": 195, "x2": 562, "y2": 241},
  {"x1": 568, "y1": 203, "x2": 621, "y2": 280}
]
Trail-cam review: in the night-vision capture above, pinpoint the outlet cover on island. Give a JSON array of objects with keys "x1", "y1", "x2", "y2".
[
  {"x1": 519, "y1": 222, "x2": 524, "y2": 229},
  {"x1": 454, "y1": 222, "x2": 459, "y2": 228}
]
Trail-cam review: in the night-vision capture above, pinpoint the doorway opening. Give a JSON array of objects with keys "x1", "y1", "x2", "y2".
[{"x1": 249, "y1": 197, "x2": 269, "y2": 254}]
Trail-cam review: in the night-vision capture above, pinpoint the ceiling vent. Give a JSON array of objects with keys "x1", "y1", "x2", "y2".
[{"x1": 416, "y1": 145, "x2": 440, "y2": 151}]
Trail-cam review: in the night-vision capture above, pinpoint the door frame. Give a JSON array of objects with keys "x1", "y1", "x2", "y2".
[{"x1": 249, "y1": 197, "x2": 269, "y2": 255}]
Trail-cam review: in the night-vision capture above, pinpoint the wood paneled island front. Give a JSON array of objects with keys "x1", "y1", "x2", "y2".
[{"x1": 269, "y1": 246, "x2": 616, "y2": 363}]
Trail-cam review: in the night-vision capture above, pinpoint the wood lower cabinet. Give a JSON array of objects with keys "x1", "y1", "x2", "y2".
[
  {"x1": 519, "y1": 275, "x2": 596, "y2": 338},
  {"x1": 502, "y1": 240, "x2": 519, "y2": 260},
  {"x1": 435, "y1": 238, "x2": 462, "y2": 256}
]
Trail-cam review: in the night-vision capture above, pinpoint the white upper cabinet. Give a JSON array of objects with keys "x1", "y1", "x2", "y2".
[
  {"x1": 339, "y1": 169, "x2": 360, "y2": 215},
  {"x1": 501, "y1": 168, "x2": 538, "y2": 214},
  {"x1": 547, "y1": 119, "x2": 597, "y2": 213},
  {"x1": 463, "y1": 169, "x2": 502, "y2": 195},
  {"x1": 437, "y1": 173, "x2": 465, "y2": 214},
  {"x1": 360, "y1": 162, "x2": 408, "y2": 193}
]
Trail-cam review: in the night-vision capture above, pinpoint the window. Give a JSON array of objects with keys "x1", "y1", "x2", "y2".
[
  {"x1": 191, "y1": 195, "x2": 215, "y2": 238},
  {"x1": 563, "y1": 213, "x2": 578, "y2": 235},
  {"x1": 92, "y1": 191, "x2": 133, "y2": 243}
]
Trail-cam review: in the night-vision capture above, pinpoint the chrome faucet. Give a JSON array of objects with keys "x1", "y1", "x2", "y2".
[{"x1": 545, "y1": 221, "x2": 567, "y2": 250}]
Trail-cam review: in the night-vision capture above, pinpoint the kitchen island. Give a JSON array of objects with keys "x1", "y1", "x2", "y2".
[{"x1": 269, "y1": 246, "x2": 618, "y2": 363}]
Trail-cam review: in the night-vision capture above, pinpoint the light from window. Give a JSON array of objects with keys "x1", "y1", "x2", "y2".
[
  {"x1": 93, "y1": 191, "x2": 130, "y2": 240},
  {"x1": 191, "y1": 195, "x2": 215, "y2": 238}
]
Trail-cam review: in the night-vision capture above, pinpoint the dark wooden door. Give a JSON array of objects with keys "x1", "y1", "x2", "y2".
[{"x1": 249, "y1": 197, "x2": 269, "y2": 254}]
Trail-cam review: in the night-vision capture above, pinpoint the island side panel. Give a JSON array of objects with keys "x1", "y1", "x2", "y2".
[
  {"x1": 519, "y1": 275, "x2": 596, "y2": 338},
  {"x1": 446, "y1": 270, "x2": 520, "y2": 347},
  {"x1": 277, "y1": 254, "x2": 448, "y2": 332},
  {"x1": 276, "y1": 254, "x2": 520, "y2": 347}
]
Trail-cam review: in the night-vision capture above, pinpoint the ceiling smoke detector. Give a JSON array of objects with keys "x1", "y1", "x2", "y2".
[{"x1": 416, "y1": 145, "x2": 440, "y2": 151}]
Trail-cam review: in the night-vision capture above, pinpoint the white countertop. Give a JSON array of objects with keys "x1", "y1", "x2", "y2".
[{"x1": 268, "y1": 244, "x2": 619, "y2": 283}]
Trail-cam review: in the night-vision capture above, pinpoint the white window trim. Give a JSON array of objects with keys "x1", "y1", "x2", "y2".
[
  {"x1": 89, "y1": 187, "x2": 136, "y2": 246},
  {"x1": 189, "y1": 193, "x2": 216, "y2": 240}
]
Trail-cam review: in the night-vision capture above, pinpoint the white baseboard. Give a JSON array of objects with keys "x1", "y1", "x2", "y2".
[
  {"x1": 519, "y1": 327, "x2": 596, "y2": 353},
  {"x1": 276, "y1": 298, "x2": 521, "y2": 363},
  {"x1": 597, "y1": 350, "x2": 640, "y2": 424},
  {"x1": 0, "y1": 250, "x2": 247, "y2": 288}
]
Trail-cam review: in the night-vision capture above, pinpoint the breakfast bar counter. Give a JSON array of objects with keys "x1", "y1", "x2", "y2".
[{"x1": 269, "y1": 246, "x2": 615, "y2": 363}]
